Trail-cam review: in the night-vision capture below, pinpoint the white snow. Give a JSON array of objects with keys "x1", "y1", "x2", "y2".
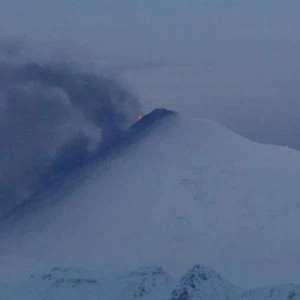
[
  {"x1": 170, "y1": 265, "x2": 300, "y2": 300},
  {"x1": 170, "y1": 265, "x2": 240, "y2": 300},
  {"x1": 1, "y1": 112, "x2": 300, "y2": 287},
  {"x1": 0, "y1": 265, "x2": 175, "y2": 300},
  {"x1": 1, "y1": 264, "x2": 300, "y2": 300}
]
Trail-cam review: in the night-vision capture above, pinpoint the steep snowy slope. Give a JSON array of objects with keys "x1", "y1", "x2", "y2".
[
  {"x1": 1, "y1": 109, "x2": 300, "y2": 287},
  {"x1": 170, "y1": 265, "x2": 300, "y2": 300},
  {"x1": 170, "y1": 265, "x2": 240, "y2": 300}
]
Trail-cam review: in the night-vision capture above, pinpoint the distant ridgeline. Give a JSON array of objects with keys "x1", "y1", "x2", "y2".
[{"x1": 1, "y1": 264, "x2": 300, "y2": 300}]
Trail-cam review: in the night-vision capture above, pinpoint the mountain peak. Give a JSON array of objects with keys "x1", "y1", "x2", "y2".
[
  {"x1": 188, "y1": 265, "x2": 222, "y2": 281},
  {"x1": 128, "y1": 108, "x2": 176, "y2": 135},
  {"x1": 170, "y1": 265, "x2": 238, "y2": 300}
]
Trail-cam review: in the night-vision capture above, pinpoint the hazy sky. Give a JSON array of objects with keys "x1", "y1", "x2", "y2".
[{"x1": 1, "y1": 1, "x2": 300, "y2": 148}]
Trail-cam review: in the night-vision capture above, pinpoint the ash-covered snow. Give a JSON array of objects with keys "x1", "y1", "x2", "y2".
[{"x1": 1, "y1": 109, "x2": 300, "y2": 287}]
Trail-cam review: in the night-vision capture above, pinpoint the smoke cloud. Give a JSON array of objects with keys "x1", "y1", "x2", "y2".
[{"x1": 0, "y1": 43, "x2": 141, "y2": 217}]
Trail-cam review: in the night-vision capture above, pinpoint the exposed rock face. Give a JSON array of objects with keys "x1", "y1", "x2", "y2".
[{"x1": 170, "y1": 265, "x2": 239, "y2": 300}]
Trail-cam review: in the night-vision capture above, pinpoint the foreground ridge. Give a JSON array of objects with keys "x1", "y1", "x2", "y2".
[{"x1": 1, "y1": 264, "x2": 300, "y2": 300}]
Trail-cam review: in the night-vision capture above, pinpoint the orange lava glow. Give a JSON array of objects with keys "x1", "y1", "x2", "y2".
[{"x1": 137, "y1": 112, "x2": 143, "y2": 121}]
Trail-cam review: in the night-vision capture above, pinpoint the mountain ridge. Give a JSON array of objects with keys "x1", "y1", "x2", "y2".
[{"x1": 2, "y1": 264, "x2": 300, "y2": 300}]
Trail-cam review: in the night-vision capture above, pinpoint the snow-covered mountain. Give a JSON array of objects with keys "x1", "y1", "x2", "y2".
[
  {"x1": 170, "y1": 265, "x2": 240, "y2": 300},
  {"x1": 1, "y1": 264, "x2": 300, "y2": 300},
  {"x1": 1, "y1": 109, "x2": 300, "y2": 287},
  {"x1": 170, "y1": 265, "x2": 300, "y2": 300},
  {"x1": 0, "y1": 265, "x2": 175, "y2": 300}
]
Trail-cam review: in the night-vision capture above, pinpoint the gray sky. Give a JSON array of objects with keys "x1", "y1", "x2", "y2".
[{"x1": 1, "y1": 1, "x2": 300, "y2": 148}]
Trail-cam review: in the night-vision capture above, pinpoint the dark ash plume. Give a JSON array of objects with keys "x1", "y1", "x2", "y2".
[{"x1": 0, "y1": 47, "x2": 141, "y2": 217}]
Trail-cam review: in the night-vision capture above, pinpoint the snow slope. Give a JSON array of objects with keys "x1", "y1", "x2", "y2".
[
  {"x1": 1, "y1": 109, "x2": 300, "y2": 287},
  {"x1": 170, "y1": 265, "x2": 300, "y2": 300},
  {"x1": 0, "y1": 265, "x2": 175, "y2": 300},
  {"x1": 1, "y1": 264, "x2": 300, "y2": 300}
]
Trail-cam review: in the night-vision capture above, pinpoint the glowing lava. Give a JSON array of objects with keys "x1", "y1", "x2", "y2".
[{"x1": 137, "y1": 112, "x2": 143, "y2": 121}]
